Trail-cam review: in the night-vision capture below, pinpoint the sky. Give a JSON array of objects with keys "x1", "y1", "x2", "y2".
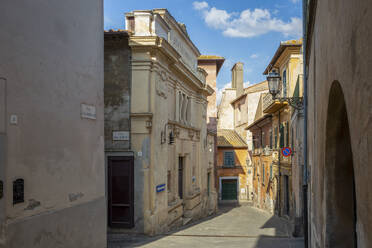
[{"x1": 104, "y1": 0, "x2": 303, "y2": 103}]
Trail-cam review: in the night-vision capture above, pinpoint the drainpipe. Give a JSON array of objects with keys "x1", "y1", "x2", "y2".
[
  {"x1": 278, "y1": 110, "x2": 281, "y2": 216},
  {"x1": 302, "y1": 0, "x2": 309, "y2": 247}
]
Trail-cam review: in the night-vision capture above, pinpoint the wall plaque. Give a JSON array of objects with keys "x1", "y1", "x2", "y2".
[
  {"x1": 113, "y1": 131, "x2": 130, "y2": 141},
  {"x1": 80, "y1": 103, "x2": 96, "y2": 120}
]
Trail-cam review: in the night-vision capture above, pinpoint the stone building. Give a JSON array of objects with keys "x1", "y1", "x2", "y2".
[
  {"x1": 217, "y1": 63, "x2": 268, "y2": 201},
  {"x1": 104, "y1": 9, "x2": 217, "y2": 235},
  {"x1": 304, "y1": 0, "x2": 372, "y2": 247},
  {"x1": 246, "y1": 94, "x2": 276, "y2": 213},
  {"x1": 0, "y1": 1, "x2": 106, "y2": 247},
  {"x1": 217, "y1": 129, "x2": 248, "y2": 201},
  {"x1": 197, "y1": 56, "x2": 225, "y2": 131},
  {"x1": 262, "y1": 39, "x2": 303, "y2": 223}
]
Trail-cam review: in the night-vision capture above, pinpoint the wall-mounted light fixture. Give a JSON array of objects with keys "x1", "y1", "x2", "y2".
[{"x1": 266, "y1": 70, "x2": 304, "y2": 110}]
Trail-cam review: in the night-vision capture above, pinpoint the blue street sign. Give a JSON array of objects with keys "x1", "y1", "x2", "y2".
[{"x1": 156, "y1": 184, "x2": 166, "y2": 193}]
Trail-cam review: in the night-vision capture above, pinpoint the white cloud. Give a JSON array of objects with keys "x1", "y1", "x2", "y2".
[
  {"x1": 193, "y1": 1, "x2": 209, "y2": 10},
  {"x1": 194, "y1": 3, "x2": 302, "y2": 38},
  {"x1": 290, "y1": 0, "x2": 300, "y2": 3},
  {"x1": 250, "y1": 54, "x2": 259, "y2": 59},
  {"x1": 244, "y1": 81, "x2": 251, "y2": 88}
]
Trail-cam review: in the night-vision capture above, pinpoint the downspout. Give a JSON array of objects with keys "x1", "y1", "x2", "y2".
[
  {"x1": 278, "y1": 110, "x2": 281, "y2": 215},
  {"x1": 302, "y1": 0, "x2": 309, "y2": 247}
]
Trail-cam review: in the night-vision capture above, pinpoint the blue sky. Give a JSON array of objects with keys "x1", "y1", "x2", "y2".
[{"x1": 104, "y1": 0, "x2": 302, "y2": 102}]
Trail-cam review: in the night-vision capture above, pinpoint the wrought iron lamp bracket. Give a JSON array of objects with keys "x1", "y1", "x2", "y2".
[{"x1": 275, "y1": 96, "x2": 304, "y2": 110}]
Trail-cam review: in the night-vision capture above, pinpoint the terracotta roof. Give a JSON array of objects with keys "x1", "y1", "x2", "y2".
[
  {"x1": 263, "y1": 39, "x2": 302, "y2": 75},
  {"x1": 217, "y1": 129, "x2": 247, "y2": 148}
]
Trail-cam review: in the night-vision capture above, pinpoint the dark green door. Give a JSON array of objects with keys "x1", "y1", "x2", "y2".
[{"x1": 221, "y1": 179, "x2": 237, "y2": 200}]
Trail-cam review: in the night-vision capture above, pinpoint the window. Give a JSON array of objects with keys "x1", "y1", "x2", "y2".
[
  {"x1": 275, "y1": 127, "x2": 278, "y2": 148},
  {"x1": 280, "y1": 123, "x2": 285, "y2": 148},
  {"x1": 286, "y1": 122, "x2": 289, "y2": 147},
  {"x1": 127, "y1": 16, "x2": 135, "y2": 32},
  {"x1": 223, "y1": 151, "x2": 235, "y2": 167},
  {"x1": 270, "y1": 130, "x2": 273, "y2": 149},
  {"x1": 262, "y1": 163, "x2": 265, "y2": 184},
  {"x1": 270, "y1": 164, "x2": 273, "y2": 180},
  {"x1": 207, "y1": 172, "x2": 211, "y2": 196},
  {"x1": 282, "y1": 69, "x2": 287, "y2": 97},
  {"x1": 167, "y1": 171, "x2": 171, "y2": 192}
]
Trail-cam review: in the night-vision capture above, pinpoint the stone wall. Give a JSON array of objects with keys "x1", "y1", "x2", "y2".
[
  {"x1": 306, "y1": 0, "x2": 372, "y2": 247},
  {"x1": 0, "y1": 0, "x2": 106, "y2": 247}
]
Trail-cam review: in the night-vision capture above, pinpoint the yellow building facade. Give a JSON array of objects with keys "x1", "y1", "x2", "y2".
[{"x1": 262, "y1": 40, "x2": 303, "y2": 229}]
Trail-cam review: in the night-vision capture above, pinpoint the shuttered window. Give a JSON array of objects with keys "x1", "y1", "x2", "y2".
[
  {"x1": 280, "y1": 123, "x2": 285, "y2": 148},
  {"x1": 223, "y1": 151, "x2": 235, "y2": 167},
  {"x1": 270, "y1": 130, "x2": 273, "y2": 149}
]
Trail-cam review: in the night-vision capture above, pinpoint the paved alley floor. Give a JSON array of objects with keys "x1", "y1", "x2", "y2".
[{"x1": 108, "y1": 202, "x2": 304, "y2": 248}]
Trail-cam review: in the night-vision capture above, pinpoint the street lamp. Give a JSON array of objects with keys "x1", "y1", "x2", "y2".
[{"x1": 266, "y1": 69, "x2": 304, "y2": 110}]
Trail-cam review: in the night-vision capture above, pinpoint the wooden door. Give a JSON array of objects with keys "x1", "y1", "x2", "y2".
[
  {"x1": 221, "y1": 179, "x2": 237, "y2": 200},
  {"x1": 108, "y1": 156, "x2": 134, "y2": 228}
]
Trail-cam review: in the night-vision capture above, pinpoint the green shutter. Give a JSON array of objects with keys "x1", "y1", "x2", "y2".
[
  {"x1": 270, "y1": 130, "x2": 273, "y2": 149},
  {"x1": 224, "y1": 151, "x2": 235, "y2": 167},
  {"x1": 275, "y1": 127, "x2": 278, "y2": 148},
  {"x1": 286, "y1": 122, "x2": 289, "y2": 147},
  {"x1": 270, "y1": 164, "x2": 273, "y2": 179}
]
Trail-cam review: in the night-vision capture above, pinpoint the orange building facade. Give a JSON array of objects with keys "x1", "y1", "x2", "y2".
[{"x1": 216, "y1": 130, "x2": 249, "y2": 201}]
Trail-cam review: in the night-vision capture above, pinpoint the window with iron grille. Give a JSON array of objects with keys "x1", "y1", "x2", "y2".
[{"x1": 223, "y1": 151, "x2": 235, "y2": 167}]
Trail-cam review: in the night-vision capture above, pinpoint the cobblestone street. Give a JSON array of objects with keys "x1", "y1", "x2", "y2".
[{"x1": 108, "y1": 203, "x2": 304, "y2": 248}]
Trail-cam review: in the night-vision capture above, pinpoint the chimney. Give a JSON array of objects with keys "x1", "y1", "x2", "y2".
[{"x1": 231, "y1": 62, "x2": 244, "y2": 97}]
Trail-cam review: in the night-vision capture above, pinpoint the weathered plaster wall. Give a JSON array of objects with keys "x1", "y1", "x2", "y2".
[
  {"x1": 104, "y1": 34, "x2": 131, "y2": 151},
  {"x1": 0, "y1": 0, "x2": 105, "y2": 247},
  {"x1": 307, "y1": 1, "x2": 372, "y2": 247},
  {"x1": 127, "y1": 9, "x2": 216, "y2": 235},
  {"x1": 217, "y1": 89, "x2": 236, "y2": 130},
  {"x1": 198, "y1": 62, "x2": 217, "y2": 131}
]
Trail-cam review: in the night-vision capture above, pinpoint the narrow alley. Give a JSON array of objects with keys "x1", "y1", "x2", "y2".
[{"x1": 108, "y1": 203, "x2": 304, "y2": 248}]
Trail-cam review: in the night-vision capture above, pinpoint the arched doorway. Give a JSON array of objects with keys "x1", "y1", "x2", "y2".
[{"x1": 325, "y1": 81, "x2": 357, "y2": 247}]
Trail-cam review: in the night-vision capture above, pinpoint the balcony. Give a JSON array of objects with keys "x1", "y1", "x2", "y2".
[{"x1": 262, "y1": 93, "x2": 288, "y2": 114}]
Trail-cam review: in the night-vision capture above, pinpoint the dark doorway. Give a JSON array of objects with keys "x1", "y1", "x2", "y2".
[
  {"x1": 108, "y1": 156, "x2": 134, "y2": 228},
  {"x1": 325, "y1": 81, "x2": 357, "y2": 247},
  {"x1": 221, "y1": 179, "x2": 238, "y2": 200},
  {"x1": 178, "y1": 157, "x2": 184, "y2": 199},
  {"x1": 284, "y1": 175, "x2": 290, "y2": 216}
]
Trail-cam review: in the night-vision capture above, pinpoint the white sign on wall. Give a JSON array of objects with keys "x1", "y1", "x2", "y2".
[
  {"x1": 113, "y1": 131, "x2": 130, "y2": 141},
  {"x1": 81, "y1": 103, "x2": 96, "y2": 120}
]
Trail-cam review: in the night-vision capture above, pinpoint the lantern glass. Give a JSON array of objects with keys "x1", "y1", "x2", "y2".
[{"x1": 267, "y1": 71, "x2": 281, "y2": 98}]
